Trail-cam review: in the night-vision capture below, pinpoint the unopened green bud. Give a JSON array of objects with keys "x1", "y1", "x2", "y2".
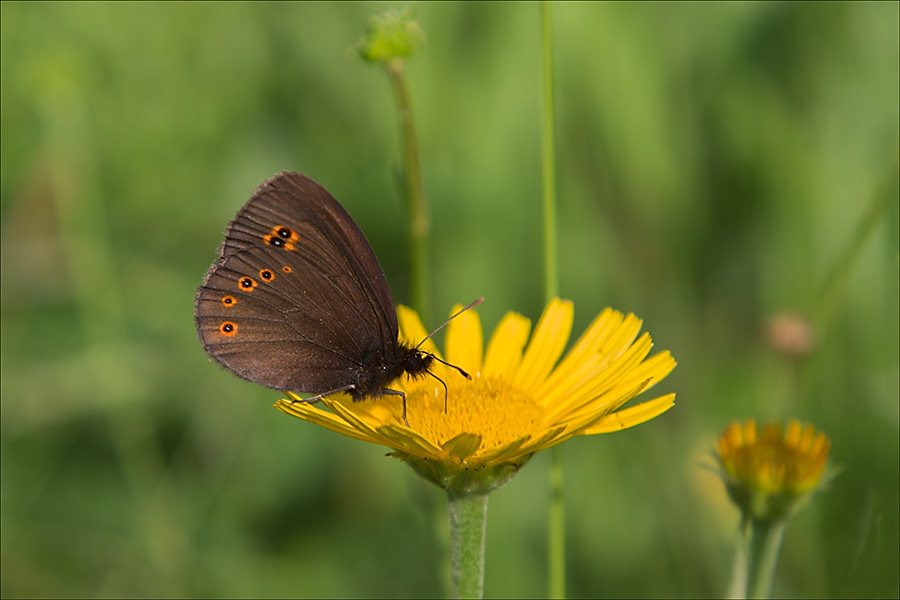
[{"x1": 357, "y1": 6, "x2": 425, "y2": 64}]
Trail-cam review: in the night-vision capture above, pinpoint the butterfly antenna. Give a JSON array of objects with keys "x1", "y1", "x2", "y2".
[
  {"x1": 428, "y1": 353, "x2": 472, "y2": 380},
  {"x1": 416, "y1": 297, "x2": 484, "y2": 349},
  {"x1": 425, "y1": 371, "x2": 450, "y2": 414},
  {"x1": 416, "y1": 297, "x2": 483, "y2": 380}
]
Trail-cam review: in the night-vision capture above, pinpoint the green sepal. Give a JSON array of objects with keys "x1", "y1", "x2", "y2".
[{"x1": 390, "y1": 451, "x2": 535, "y2": 496}]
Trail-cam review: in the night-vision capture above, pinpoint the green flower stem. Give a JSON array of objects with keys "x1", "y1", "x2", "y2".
[
  {"x1": 385, "y1": 58, "x2": 430, "y2": 320},
  {"x1": 541, "y1": 0, "x2": 559, "y2": 303},
  {"x1": 726, "y1": 538, "x2": 748, "y2": 600},
  {"x1": 447, "y1": 492, "x2": 489, "y2": 599},
  {"x1": 541, "y1": 3, "x2": 565, "y2": 598},
  {"x1": 745, "y1": 518, "x2": 787, "y2": 599},
  {"x1": 548, "y1": 448, "x2": 565, "y2": 599}
]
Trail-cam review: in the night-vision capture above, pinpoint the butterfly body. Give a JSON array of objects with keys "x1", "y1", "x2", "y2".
[
  {"x1": 353, "y1": 344, "x2": 434, "y2": 401},
  {"x1": 194, "y1": 171, "x2": 431, "y2": 414}
]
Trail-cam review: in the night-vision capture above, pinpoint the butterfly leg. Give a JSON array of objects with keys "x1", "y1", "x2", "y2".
[
  {"x1": 288, "y1": 385, "x2": 357, "y2": 406},
  {"x1": 381, "y1": 388, "x2": 409, "y2": 427}
]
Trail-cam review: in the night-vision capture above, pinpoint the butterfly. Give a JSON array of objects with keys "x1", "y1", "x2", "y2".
[{"x1": 194, "y1": 171, "x2": 474, "y2": 423}]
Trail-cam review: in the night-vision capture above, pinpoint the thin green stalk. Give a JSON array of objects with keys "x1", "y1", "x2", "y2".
[
  {"x1": 745, "y1": 519, "x2": 788, "y2": 599},
  {"x1": 386, "y1": 58, "x2": 430, "y2": 320},
  {"x1": 814, "y1": 156, "x2": 899, "y2": 332},
  {"x1": 726, "y1": 532, "x2": 749, "y2": 600},
  {"x1": 447, "y1": 492, "x2": 489, "y2": 599},
  {"x1": 548, "y1": 449, "x2": 565, "y2": 599},
  {"x1": 541, "y1": 0, "x2": 559, "y2": 303},
  {"x1": 541, "y1": 3, "x2": 565, "y2": 598}
]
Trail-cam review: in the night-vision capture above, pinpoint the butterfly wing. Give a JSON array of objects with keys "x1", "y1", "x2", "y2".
[{"x1": 194, "y1": 171, "x2": 401, "y2": 394}]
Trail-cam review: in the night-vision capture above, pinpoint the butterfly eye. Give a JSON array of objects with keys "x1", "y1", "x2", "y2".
[
  {"x1": 219, "y1": 322, "x2": 237, "y2": 336},
  {"x1": 238, "y1": 277, "x2": 257, "y2": 291},
  {"x1": 259, "y1": 269, "x2": 274, "y2": 281},
  {"x1": 222, "y1": 295, "x2": 236, "y2": 307}
]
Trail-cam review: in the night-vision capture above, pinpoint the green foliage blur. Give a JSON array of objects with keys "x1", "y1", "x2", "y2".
[{"x1": 2, "y1": 3, "x2": 897, "y2": 598}]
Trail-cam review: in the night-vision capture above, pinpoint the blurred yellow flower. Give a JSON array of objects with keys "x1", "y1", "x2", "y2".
[
  {"x1": 717, "y1": 419, "x2": 831, "y2": 495},
  {"x1": 277, "y1": 299, "x2": 676, "y2": 492},
  {"x1": 716, "y1": 419, "x2": 833, "y2": 522}
]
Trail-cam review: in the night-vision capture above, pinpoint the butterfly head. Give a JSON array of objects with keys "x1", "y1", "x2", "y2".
[{"x1": 402, "y1": 348, "x2": 435, "y2": 380}]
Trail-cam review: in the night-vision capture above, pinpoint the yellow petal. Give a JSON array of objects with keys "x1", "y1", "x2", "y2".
[
  {"x1": 445, "y1": 303, "x2": 484, "y2": 376},
  {"x1": 579, "y1": 350, "x2": 677, "y2": 414},
  {"x1": 442, "y1": 432, "x2": 483, "y2": 461},
  {"x1": 476, "y1": 436, "x2": 528, "y2": 463},
  {"x1": 516, "y1": 425, "x2": 568, "y2": 455},
  {"x1": 541, "y1": 334, "x2": 655, "y2": 421},
  {"x1": 567, "y1": 308, "x2": 620, "y2": 360},
  {"x1": 785, "y1": 419, "x2": 802, "y2": 447},
  {"x1": 276, "y1": 397, "x2": 376, "y2": 444},
  {"x1": 559, "y1": 377, "x2": 652, "y2": 427},
  {"x1": 515, "y1": 299, "x2": 573, "y2": 390},
  {"x1": 581, "y1": 394, "x2": 676, "y2": 434},
  {"x1": 377, "y1": 423, "x2": 445, "y2": 458},
  {"x1": 397, "y1": 305, "x2": 441, "y2": 358},
  {"x1": 326, "y1": 398, "x2": 390, "y2": 439},
  {"x1": 323, "y1": 391, "x2": 401, "y2": 423},
  {"x1": 600, "y1": 313, "x2": 644, "y2": 358},
  {"x1": 483, "y1": 311, "x2": 531, "y2": 378},
  {"x1": 537, "y1": 314, "x2": 646, "y2": 405},
  {"x1": 536, "y1": 308, "x2": 622, "y2": 396}
]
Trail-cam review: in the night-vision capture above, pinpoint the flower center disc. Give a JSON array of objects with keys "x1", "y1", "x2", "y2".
[{"x1": 407, "y1": 376, "x2": 543, "y2": 456}]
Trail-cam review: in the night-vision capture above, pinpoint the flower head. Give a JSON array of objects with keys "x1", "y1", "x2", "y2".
[
  {"x1": 764, "y1": 310, "x2": 817, "y2": 359},
  {"x1": 277, "y1": 299, "x2": 676, "y2": 494},
  {"x1": 715, "y1": 419, "x2": 833, "y2": 522},
  {"x1": 356, "y1": 6, "x2": 425, "y2": 64}
]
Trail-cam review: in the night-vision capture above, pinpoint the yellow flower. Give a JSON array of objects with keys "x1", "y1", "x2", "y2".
[
  {"x1": 277, "y1": 299, "x2": 676, "y2": 493},
  {"x1": 716, "y1": 419, "x2": 833, "y2": 522}
]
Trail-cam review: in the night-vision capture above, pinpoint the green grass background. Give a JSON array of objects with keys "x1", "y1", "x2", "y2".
[{"x1": 2, "y1": 2, "x2": 898, "y2": 598}]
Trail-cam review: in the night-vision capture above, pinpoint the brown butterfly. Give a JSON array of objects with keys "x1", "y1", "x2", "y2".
[{"x1": 194, "y1": 171, "x2": 475, "y2": 422}]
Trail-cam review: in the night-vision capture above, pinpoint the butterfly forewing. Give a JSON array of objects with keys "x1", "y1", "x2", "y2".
[{"x1": 194, "y1": 171, "x2": 403, "y2": 394}]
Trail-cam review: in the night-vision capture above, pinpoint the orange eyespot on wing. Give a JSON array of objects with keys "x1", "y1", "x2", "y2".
[{"x1": 263, "y1": 225, "x2": 300, "y2": 251}]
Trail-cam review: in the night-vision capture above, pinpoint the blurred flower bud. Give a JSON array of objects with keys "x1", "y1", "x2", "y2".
[{"x1": 764, "y1": 310, "x2": 816, "y2": 359}]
